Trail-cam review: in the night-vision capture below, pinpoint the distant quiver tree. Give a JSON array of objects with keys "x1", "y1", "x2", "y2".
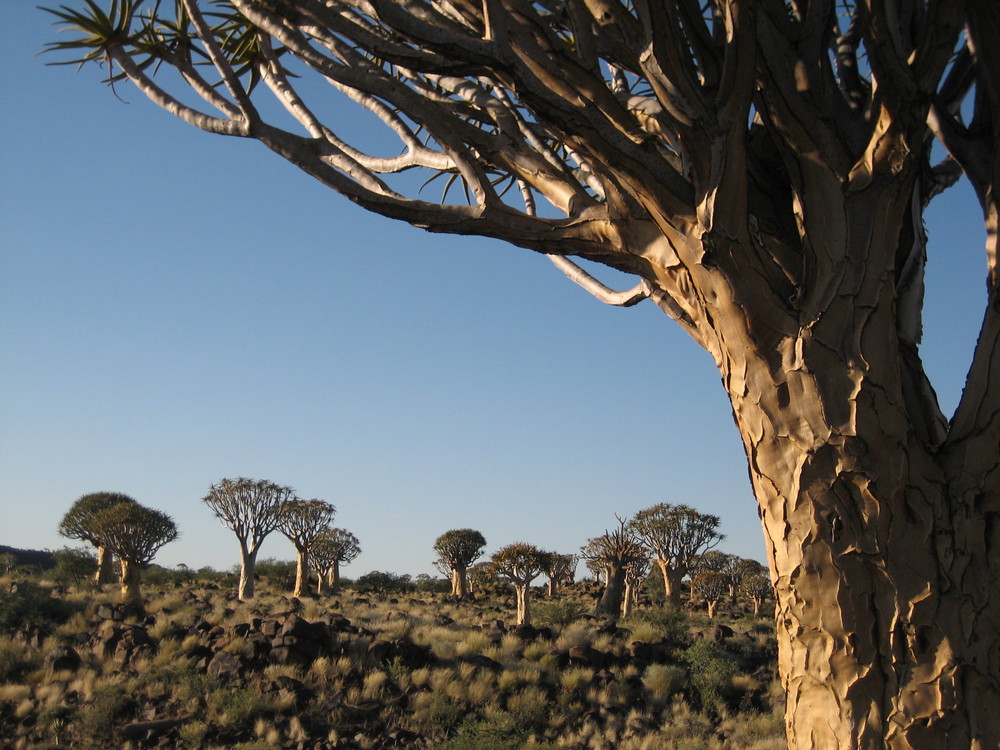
[
  {"x1": 582, "y1": 518, "x2": 648, "y2": 619},
  {"x1": 202, "y1": 477, "x2": 295, "y2": 601},
  {"x1": 309, "y1": 527, "x2": 360, "y2": 595},
  {"x1": 433, "y1": 528, "x2": 487, "y2": 599},
  {"x1": 539, "y1": 552, "x2": 578, "y2": 597},
  {"x1": 277, "y1": 498, "x2": 336, "y2": 597},
  {"x1": 489, "y1": 543, "x2": 546, "y2": 626},
  {"x1": 58, "y1": 491, "x2": 137, "y2": 586},
  {"x1": 629, "y1": 504, "x2": 724, "y2": 605},
  {"x1": 89, "y1": 502, "x2": 178, "y2": 606}
]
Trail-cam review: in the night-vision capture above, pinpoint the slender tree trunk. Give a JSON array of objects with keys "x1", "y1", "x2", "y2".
[
  {"x1": 656, "y1": 560, "x2": 685, "y2": 607},
  {"x1": 595, "y1": 564, "x2": 626, "y2": 619},
  {"x1": 327, "y1": 560, "x2": 341, "y2": 594},
  {"x1": 547, "y1": 578, "x2": 558, "y2": 598},
  {"x1": 95, "y1": 545, "x2": 117, "y2": 587},
  {"x1": 237, "y1": 544, "x2": 258, "y2": 601},
  {"x1": 293, "y1": 546, "x2": 309, "y2": 598},
  {"x1": 315, "y1": 568, "x2": 327, "y2": 596},
  {"x1": 119, "y1": 559, "x2": 142, "y2": 607},
  {"x1": 621, "y1": 579, "x2": 635, "y2": 618},
  {"x1": 451, "y1": 566, "x2": 468, "y2": 598},
  {"x1": 514, "y1": 583, "x2": 530, "y2": 625},
  {"x1": 706, "y1": 599, "x2": 717, "y2": 619}
]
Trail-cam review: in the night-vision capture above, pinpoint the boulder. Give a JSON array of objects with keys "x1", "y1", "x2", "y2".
[
  {"x1": 44, "y1": 645, "x2": 81, "y2": 673},
  {"x1": 207, "y1": 651, "x2": 247, "y2": 681}
]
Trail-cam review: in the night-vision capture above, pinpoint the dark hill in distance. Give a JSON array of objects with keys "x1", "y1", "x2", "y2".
[{"x1": 0, "y1": 545, "x2": 56, "y2": 570}]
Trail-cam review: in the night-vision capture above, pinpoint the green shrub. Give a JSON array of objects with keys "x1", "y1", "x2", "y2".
[
  {"x1": 533, "y1": 599, "x2": 588, "y2": 627},
  {"x1": 0, "y1": 636, "x2": 40, "y2": 683},
  {"x1": 0, "y1": 580, "x2": 80, "y2": 633},
  {"x1": 681, "y1": 639, "x2": 739, "y2": 714},
  {"x1": 254, "y1": 558, "x2": 297, "y2": 589},
  {"x1": 76, "y1": 684, "x2": 137, "y2": 744},
  {"x1": 411, "y1": 690, "x2": 464, "y2": 736},
  {"x1": 49, "y1": 547, "x2": 97, "y2": 585},
  {"x1": 642, "y1": 663, "x2": 687, "y2": 700},
  {"x1": 353, "y1": 570, "x2": 415, "y2": 597},
  {"x1": 623, "y1": 604, "x2": 689, "y2": 645},
  {"x1": 437, "y1": 714, "x2": 528, "y2": 750}
]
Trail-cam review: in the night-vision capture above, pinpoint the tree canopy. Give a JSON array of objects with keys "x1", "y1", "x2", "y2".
[
  {"x1": 202, "y1": 476, "x2": 296, "y2": 600},
  {"x1": 57, "y1": 491, "x2": 138, "y2": 585}
]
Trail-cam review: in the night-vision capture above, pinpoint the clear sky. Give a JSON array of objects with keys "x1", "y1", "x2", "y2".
[{"x1": 0, "y1": 4, "x2": 987, "y2": 580}]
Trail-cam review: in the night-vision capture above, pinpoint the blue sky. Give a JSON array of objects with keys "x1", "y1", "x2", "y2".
[{"x1": 0, "y1": 4, "x2": 987, "y2": 579}]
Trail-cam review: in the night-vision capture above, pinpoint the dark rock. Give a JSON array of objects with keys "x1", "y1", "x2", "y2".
[
  {"x1": 44, "y1": 645, "x2": 81, "y2": 673},
  {"x1": 182, "y1": 644, "x2": 215, "y2": 672},
  {"x1": 567, "y1": 644, "x2": 611, "y2": 669},
  {"x1": 711, "y1": 624, "x2": 735, "y2": 642},
  {"x1": 458, "y1": 654, "x2": 502, "y2": 671},
  {"x1": 512, "y1": 623, "x2": 538, "y2": 641},
  {"x1": 207, "y1": 651, "x2": 247, "y2": 681},
  {"x1": 265, "y1": 675, "x2": 314, "y2": 707},
  {"x1": 328, "y1": 613, "x2": 355, "y2": 633}
]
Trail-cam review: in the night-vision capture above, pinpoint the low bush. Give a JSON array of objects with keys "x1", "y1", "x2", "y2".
[{"x1": 0, "y1": 580, "x2": 81, "y2": 634}]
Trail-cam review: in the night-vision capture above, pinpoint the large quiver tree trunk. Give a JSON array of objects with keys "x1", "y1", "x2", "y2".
[{"x1": 692, "y1": 176, "x2": 1000, "y2": 746}]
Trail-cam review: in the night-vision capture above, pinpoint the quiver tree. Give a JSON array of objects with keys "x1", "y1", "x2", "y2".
[
  {"x1": 539, "y1": 552, "x2": 578, "y2": 597},
  {"x1": 695, "y1": 550, "x2": 743, "y2": 600},
  {"x1": 693, "y1": 570, "x2": 729, "y2": 619},
  {"x1": 433, "y1": 528, "x2": 486, "y2": 599},
  {"x1": 629, "y1": 504, "x2": 723, "y2": 605},
  {"x1": 58, "y1": 491, "x2": 137, "y2": 586},
  {"x1": 46, "y1": 1, "x2": 1000, "y2": 745},
  {"x1": 89, "y1": 502, "x2": 178, "y2": 606},
  {"x1": 309, "y1": 527, "x2": 360, "y2": 595},
  {"x1": 202, "y1": 477, "x2": 295, "y2": 600},
  {"x1": 277, "y1": 498, "x2": 336, "y2": 597},
  {"x1": 582, "y1": 519, "x2": 647, "y2": 620},
  {"x1": 742, "y1": 572, "x2": 774, "y2": 618},
  {"x1": 467, "y1": 561, "x2": 495, "y2": 595},
  {"x1": 488, "y1": 543, "x2": 545, "y2": 625},
  {"x1": 621, "y1": 555, "x2": 652, "y2": 618}
]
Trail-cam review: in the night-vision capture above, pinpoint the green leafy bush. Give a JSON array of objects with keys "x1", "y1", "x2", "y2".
[
  {"x1": 681, "y1": 639, "x2": 739, "y2": 714},
  {"x1": 623, "y1": 603, "x2": 690, "y2": 645},
  {"x1": 0, "y1": 581, "x2": 80, "y2": 633},
  {"x1": 49, "y1": 547, "x2": 97, "y2": 585},
  {"x1": 0, "y1": 635, "x2": 41, "y2": 682},
  {"x1": 353, "y1": 570, "x2": 414, "y2": 597},
  {"x1": 533, "y1": 599, "x2": 588, "y2": 627},
  {"x1": 76, "y1": 684, "x2": 137, "y2": 744}
]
